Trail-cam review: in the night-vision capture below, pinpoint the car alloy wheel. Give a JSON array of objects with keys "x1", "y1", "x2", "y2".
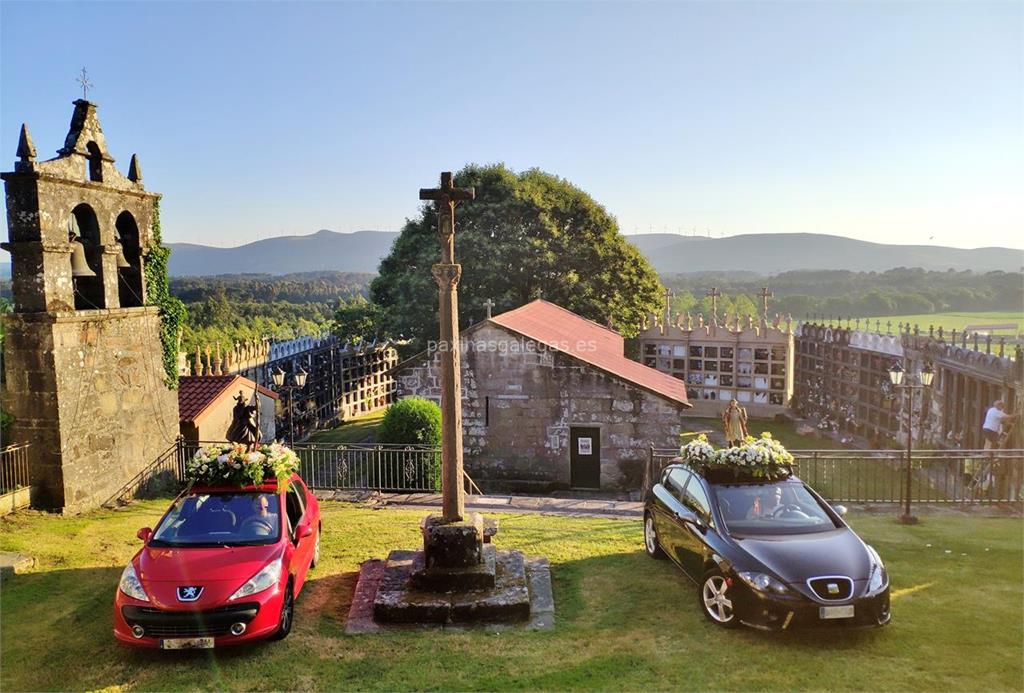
[
  {"x1": 701, "y1": 571, "x2": 737, "y2": 627},
  {"x1": 271, "y1": 581, "x2": 295, "y2": 640},
  {"x1": 644, "y1": 513, "x2": 666, "y2": 559}
]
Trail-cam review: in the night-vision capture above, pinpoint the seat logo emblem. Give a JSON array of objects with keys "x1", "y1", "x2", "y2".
[
  {"x1": 827, "y1": 582, "x2": 840, "y2": 595},
  {"x1": 177, "y1": 586, "x2": 203, "y2": 602}
]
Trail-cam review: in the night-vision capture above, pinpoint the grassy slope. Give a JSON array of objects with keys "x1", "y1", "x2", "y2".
[
  {"x1": 860, "y1": 311, "x2": 1024, "y2": 334},
  {"x1": 305, "y1": 410, "x2": 386, "y2": 444},
  {"x1": 1, "y1": 504, "x2": 1021, "y2": 692}
]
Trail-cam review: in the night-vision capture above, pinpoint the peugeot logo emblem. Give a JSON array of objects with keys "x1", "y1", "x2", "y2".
[
  {"x1": 177, "y1": 586, "x2": 203, "y2": 602},
  {"x1": 827, "y1": 582, "x2": 840, "y2": 595}
]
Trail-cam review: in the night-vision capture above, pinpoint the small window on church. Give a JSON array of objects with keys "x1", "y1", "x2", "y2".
[{"x1": 86, "y1": 141, "x2": 103, "y2": 182}]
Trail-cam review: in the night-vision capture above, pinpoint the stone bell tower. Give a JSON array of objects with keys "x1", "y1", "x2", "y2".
[{"x1": 1, "y1": 99, "x2": 179, "y2": 512}]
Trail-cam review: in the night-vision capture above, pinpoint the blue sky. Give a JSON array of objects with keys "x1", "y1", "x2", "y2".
[{"x1": 2, "y1": 1, "x2": 1021, "y2": 249}]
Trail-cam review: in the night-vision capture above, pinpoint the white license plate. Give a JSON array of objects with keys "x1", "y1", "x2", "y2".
[
  {"x1": 819, "y1": 605, "x2": 855, "y2": 620},
  {"x1": 160, "y1": 637, "x2": 215, "y2": 650}
]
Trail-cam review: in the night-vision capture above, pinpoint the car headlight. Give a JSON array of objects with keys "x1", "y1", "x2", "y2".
[
  {"x1": 737, "y1": 571, "x2": 790, "y2": 595},
  {"x1": 229, "y1": 557, "x2": 283, "y2": 601},
  {"x1": 866, "y1": 545, "x2": 888, "y2": 594},
  {"x1": 119, "y1": 562, "x2": 150, "y2": 602}
]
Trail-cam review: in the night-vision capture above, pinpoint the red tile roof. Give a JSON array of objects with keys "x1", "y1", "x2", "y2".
[
  {"x1": 178, "y1": 375, "x2": 278, "y2": 424},
  {"x1": 491, "y1": 300, "x2": 690, "y2": 408}
]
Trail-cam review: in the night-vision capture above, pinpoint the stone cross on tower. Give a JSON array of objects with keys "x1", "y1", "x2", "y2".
[
  {"x1": 76, "y1": 68, "x2": 93, "y2": 100},
  {"x1": 419, "y1": 171, "x2": 475, "y2": 522},
  {"x1": 483, "y1": 298, "x2": 495, "y2": 320},
  {"x1": 706, "y1": 287, "x2": 722, "y2": 321},
  {"x1": 759, "y1": 287, "x2": 774, "y2": 319}
]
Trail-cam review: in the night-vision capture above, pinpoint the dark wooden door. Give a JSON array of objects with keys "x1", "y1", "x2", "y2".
[{"x1": 570, "y1": 426, "x2": 601, "y2": 489}]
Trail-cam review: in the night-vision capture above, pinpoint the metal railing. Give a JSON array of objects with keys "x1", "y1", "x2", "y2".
[
  {"x1": 0, "y1": 443, "x2": 30, "y2": 495},
  {"x1": 180, "y1": 441, "x2": 442, "y2": 493},
  {"x1": 648, "y1": 446, "x2": 1024, "y2": 506}
]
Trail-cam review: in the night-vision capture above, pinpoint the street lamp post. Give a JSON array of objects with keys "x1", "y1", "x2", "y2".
[
  {"x1": 888, "y1": 360, "x2": 934, "y2": 524},
  {"x1": 272, "y1": 366, "x2": 308, "y2": 446}
]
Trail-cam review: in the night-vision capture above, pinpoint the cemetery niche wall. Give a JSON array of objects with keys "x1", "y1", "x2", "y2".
[
  {"x1": 793, "y1": 320, "x2": 1022, "y2": 449},
  {"x1": 1, "y1": 100, "x2": 179, "y2": 511},
  {"x1": 636, "y1": 293, "x2": 795, "y2": 419}
]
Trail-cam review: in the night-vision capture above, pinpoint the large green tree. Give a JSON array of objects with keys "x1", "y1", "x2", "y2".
[{"x1": 371, "y1": 164, "x2": 663, "y2": 351}]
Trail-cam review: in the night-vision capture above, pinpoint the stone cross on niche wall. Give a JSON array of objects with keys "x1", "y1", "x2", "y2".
[
  {"x1": 759, "y1": 287, "x2": 773, "y2": 319},
  {"x1": 706, "y1": 287, "x2": 722, "y2": 321},
  {"x1": 483, "y1": 298, "x2": 495, "y2": 320},
  {"x1": 419, "y1": 171, "x2": 475, "y2": 523},
  {"x1": 663, "y1": 287, "x2": 674, "y2": 323}
]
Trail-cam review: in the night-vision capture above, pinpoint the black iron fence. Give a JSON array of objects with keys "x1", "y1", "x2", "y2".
[
  {"x1": 0, "y1": 443, "x2": 31, "y2": 495},
  {"x1": 102, "y1": 439, "x2": 189, "y2": 507},
  {"x1": 648, "y1": 447, "x2": 1024, "y2": 505}
]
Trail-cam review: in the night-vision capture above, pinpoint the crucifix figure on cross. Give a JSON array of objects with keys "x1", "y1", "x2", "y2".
[
  {"x1": 706, "y1": 287, "x2": 722, "y2": 321},
  {"x1": 419, "y1": 171, "x2": 475, "y2": 523},
  {"x1": 759, "y1": 287, "x2": 774, "y2": 319}
]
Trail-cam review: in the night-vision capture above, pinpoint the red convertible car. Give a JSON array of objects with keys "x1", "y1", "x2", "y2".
[{"x1": 113, "y1": 474, "x2": 321, "y2": 649}]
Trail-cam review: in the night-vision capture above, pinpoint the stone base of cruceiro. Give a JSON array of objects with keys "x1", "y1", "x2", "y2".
[{"x1": 345, "y1": 512, "x2": 554, "y2": 632}]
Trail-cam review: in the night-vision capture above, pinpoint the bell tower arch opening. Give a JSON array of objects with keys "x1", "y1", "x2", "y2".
[
  {"x1": 86, "y1": 141, "x2": 103, "y2": 182},
  {"x1": 71, "y1": 203, "x2": 105, "y2": 310},
  {"x1": 115, "y1": 210, "x2": 144, "y2": 307}
]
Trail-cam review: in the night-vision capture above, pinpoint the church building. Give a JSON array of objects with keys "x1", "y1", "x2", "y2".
[
  {"x1": 392, "y1": 300, "x2": 691, "y2": 493},
  {"x1": 1, "y1": 99, "x2": 179, "y2": 511}
]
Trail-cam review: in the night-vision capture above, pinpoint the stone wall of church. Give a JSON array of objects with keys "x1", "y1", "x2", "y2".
[
  {"x1": 3, "y1": 307, "x2": 179, "y2": 511},
  {"x1": 394, "y1": 323, "x2": 687, "y2": 493}
]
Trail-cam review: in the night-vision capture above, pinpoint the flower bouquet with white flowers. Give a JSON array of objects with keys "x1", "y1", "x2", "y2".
[
  {"x1": 187, "y1": 442, "x2": 300, "y2": 489},
  {"x1": 679, "y1": 432, "x2": 794, "y2": 480}
]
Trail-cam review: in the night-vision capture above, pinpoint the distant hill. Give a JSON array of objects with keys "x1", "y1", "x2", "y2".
[
  {"x1": 627, "y1": 233, "x2": 1023, "y2": 274},
  {"x1": 3, "y1": 230, "x2": 1019, "y2": 278},
  {"x1": 166, "y1": 230, "x2": 397, "y2": 276}
]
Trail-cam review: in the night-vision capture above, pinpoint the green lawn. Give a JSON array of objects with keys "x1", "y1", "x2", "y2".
[
  {"x1": 1, "y1": 503, "x2": 1021, "y2": 691},
  {"x1": 685, "y1": 416, "x2": 843, "y2": 451},
  {"x1": 305, "y1": 410, "x2": 386, "y2": 445},
  {"x1": 860, "y1": 311, "x2": 1024, "y2": 335}
]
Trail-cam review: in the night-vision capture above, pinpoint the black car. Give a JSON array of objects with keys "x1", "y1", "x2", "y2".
[{"x1": 644, "y1": 463, "x2": 891, "y2": 630}]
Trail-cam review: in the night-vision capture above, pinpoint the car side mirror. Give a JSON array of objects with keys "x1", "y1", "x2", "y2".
[
  {"x1": 299, "y1": 523, "x2": 314, "y2": 539},
  {"x1": 833, "y1": 505, "x2": 848, "y2": 517},
  {"x1": 137, "y1": 527, "x2": 152, "y2": 542}
]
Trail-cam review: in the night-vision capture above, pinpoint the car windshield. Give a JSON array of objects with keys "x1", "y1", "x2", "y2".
[
  {"x1": 712, "y1": 482, "x2": 838, "y2": 536},
  {"x1": 150, "y1": 492, "x2": 281, "y2": 547}
]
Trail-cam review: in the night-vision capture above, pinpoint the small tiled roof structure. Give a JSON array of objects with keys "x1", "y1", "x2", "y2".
[
  {"x1": 178, "y1": 375, "x2": 278, "y2": 425},
  {"x1": 491, "y1": 300, "x2": 690, "y2": 408}
]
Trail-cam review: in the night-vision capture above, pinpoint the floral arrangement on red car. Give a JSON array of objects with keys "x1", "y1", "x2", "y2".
[
  {"x1": 187, "y1": 442, "x2": 300, "y2": 489},
  {"x1": 679, "y1": 432, "x2": 794, "y2": 480}
]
